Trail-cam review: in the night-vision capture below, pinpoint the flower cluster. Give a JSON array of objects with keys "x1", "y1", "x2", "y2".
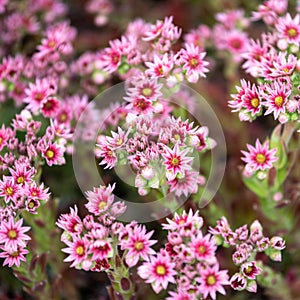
[
  {"x1": 97, "y1": 77, "x2": 214, "y2": 198},
  {"x1": 228, "y1": 4, "x2": 300, "y2": 123},
  {"x1": 210, "y1": 217, "x2": 286, "y2": 293},
  {"x1": 138, "y1": 210, "x2": 229, "y2": 299},
  {"x1": 57, "y1": 184, "x2": 157, "y2": 272}
]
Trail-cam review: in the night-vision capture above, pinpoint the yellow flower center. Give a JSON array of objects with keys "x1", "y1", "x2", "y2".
[
  {"x1": 245, "y1": 266, "x2": 253, "y2": 274},
  {"x1": 5, "y1": 187, "x2": 13, "y2": 195},
  {"x1": 198, "y1": 245, "x2": 207, "y2": 254},
  {"x1": 28, "y1": 201, "x2": 35, "y2": 209},
  {"x1": 75, "y1": 245, "x2": 84, "y2": 256},
  {"x1": 8, "y1": 229, "x2": 17, "y2": 239},
  {"x1": 59, "y1": 113, "x2": 67, "y2": 122},
  {"x1": 116, "y1": 138, "x2": 123, "y2": 146},
  {"x1": 250, "y1": 98, "x2": 259, "y2": 108},
  {"x1": 46, "y1": 149, "x2": 55, "y2": 159},
  {"x1": 274, "y1": 96, "x2": 284, "y2": 107},
  {"x1": 98, "y1": 201, "x2": 107, "y2": 210},
  {"x1": 142, "y1": 87, "x2": 153, "y2": 97},
  {"x1": 134, "y1": 241, "x2": 144, "y2": 251},
  {"x1": 0, "y1": 137, "x2": 2, "y2": 144},
  {"x1": 156, "y1": 265, "x2": 166, "y2": 276},
  {"x1": 189, "y1": 57, "x2": 198, "y2": 68},
  {"x1": 17, "y1": 176, "x2": 25, "y2": 184},
  {"x1": 207, "y1": 275, "x2": 216, "y2": 285},
  {"x1": 256, "y1": 153, "x2": 266, "y2": 164},
  {"x1": 171, "y1": 157, "x2": 179, "y2": 166},
  {"x1": 287, "y1": 28, "x2": 297, "y2": 38},
  {"x1": 283, "y1": 67, "x2": 290, "y2": 73}
]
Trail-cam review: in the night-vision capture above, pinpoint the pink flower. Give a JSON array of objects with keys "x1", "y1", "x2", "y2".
[
  {"x1": 90, "y1": 240, "x2": 112, "y2": 260},
  {"x1": 176, "y1": 43, "x2": 209, "y2": 82},
  {"x1": 41, "y1": 142, "x2": 66, "y2": 166},
  {"x1": 197, "y1": 264, "x2": 229, "y2": 300},
  {"x1": 168, "y1": 170, "x2": 205, "y2": 197},
  {"x1": 276, "y1": 13, "x2": 300, "y2": 44},
  {"x1": 0, "y1": 245, "x2": 29, "y2": 267},
  {"x1": 270, "y1": 236, "x2": 286, "y2": 250},
  {"x1": 0, "y1": 124, "x2": 10, "y2": 151},
  {"x1": 24, "y1": 78, "x2": 56, "y2": 113},
  {"x1": 121, "y1": 225, "x2": 157, "y2": 267},
  {"x1": 163, "y1": 210, "x2": 203, "y2": 233},
  {"x1": 263, "y1": 81, "x2": 291, "y2": 119},
  {"x1": 230, "y1": 273, "x2": 247, "y2": 291},
  {"x1": 190, "y1": 233, "x2": 217, "y2": 262},
  {"x1": 0, "y1": 176, "x2": 20, "y2": 203},
  {"x1": 167, "y1": 290, "x2": 195, "y2": 300},
  {"x1": 241, "y1": 261, "x2": 262, "y2": 280},
  {"x1": 138, "y1": 250, "x2": 176, "y2": 293},
  {"x1": 62, "y1": 236, "x2": 89, "y2": 268},
  {"x1": 85, "y1": 183, "x2": 115, "y2": 215},
  {"x1": 56, "y1": 206, "x2": 83, "y2": 235},
  {"x1": 24, "y1": 182, "x2": 50, "y2": 201},
  {"x1": 145, "y1": 53, "x2": 173, "y2": 78},
  {"x1": 162, "y1": 143, "x2": 193, "y2": 181},
  {"x1": 0, "y1": 217, "x2": 30, "y2": 249},
  {"x1": 41, "y1": 97, "x2": 60, "y2": 118},
  {"x1": 9, "y1": 163, "x2": 34, "y2": 185},
  {"x1": 241, "y1": 139, "x2": 278, "y2": 171}
]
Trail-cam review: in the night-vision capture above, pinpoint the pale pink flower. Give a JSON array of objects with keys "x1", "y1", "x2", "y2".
[{"x1": 241, "y1": 139, "x2": 278, "y2": 171}]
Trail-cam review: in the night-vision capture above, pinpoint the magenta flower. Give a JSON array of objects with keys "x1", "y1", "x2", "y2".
[
  {"x1": 0, "y1": 245, "x2": 29, "y2": 268},
  {"x1": 138, "y1": 250, "x2": 176, "y2": 293},
  {"x1": 197, "y1": 264, "x2": 229, "y2": 300},
  {"x1": 0, "y1": 217, "x2": 30, "y2": 249},
  {"x1": 230, "y1": 273, "x2": 247, "y2": 291},
  {"x1": 162, "y1": 143, "x2": 193, "y2": 181},
  {"x1": 241, "y1": 139, "x2": 278, "y2": 171},
  {"x1": 241, "y1": 261, "x2": 262, "y2": 280}
]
